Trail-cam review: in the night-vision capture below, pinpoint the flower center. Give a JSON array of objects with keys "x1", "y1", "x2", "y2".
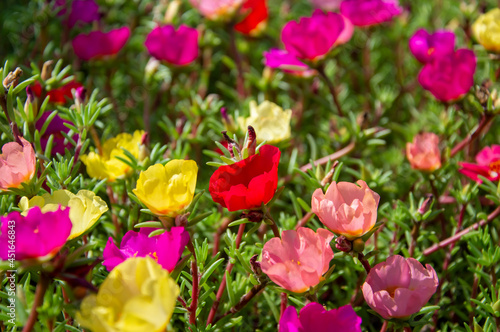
[
  {"x1": 385, "y1": 286, "x2": 399, "y2": 298},
  {"x1": 489, "y1": 160, "x2": 500, "y2": 178},
  {"x1": 427, "y1": 47, "x2": 435, "y2": 56}
]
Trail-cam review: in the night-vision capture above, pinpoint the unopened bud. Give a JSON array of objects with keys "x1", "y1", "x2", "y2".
[
  {"x1": 417, "y1": 194, "x2": 434, "y2": 215},
  {"x1": 250, "y1": 254, "x2": 263, "y2": 276},
  {"x1": 175, "y1": 213, "x2": 190, "y2": 227},
  {"x1": 241, "y1": 210, "x2": 264, "y2": 223},
  {"x1": 320, "y1": 161, "x2": 338, "y2": 187},
  {"x1": 165, "y1": 0, "x2": 181, "y2": 24},
  {"x1": 3, "y1": 68, "x2": 23, "y2": 90},
  {"x1": 335, "y1": 236, "x2": 352, "y2": 252},
  {"x1": 138, "y1": 132, "x2": 150, "y2": 162},
  {"x1": 24, "y1": 86, "x2": 37, "y2": 118},
  {"x1": 41, "y1": 60, "x2": 54, "y2": 81},
  {"x1": 245, "y1": 126, "x2": 256, "y2": 156},
  {"x1": 222, "y1": 131, "x2": 240, "y2": 158},
  {"x1": 352, "y1": 238, "x2": 365, "y2": 253}
]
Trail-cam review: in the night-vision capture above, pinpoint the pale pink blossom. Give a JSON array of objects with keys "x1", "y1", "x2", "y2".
[
  {"x1": 0, "y1": 138, "x2": 36, "y2": 190},
  {"x1": 309, "y1": 0, "x2": 342, "y2": 11},
  {"x1": 189, "y1": 0, "x2": 243, "y2": 20},
  {"x1": 261, "y1": 227, "x2": 334, "y2": 293},
  {"x1": 406, "y1": 133, "x2": 441, "y2": 172},
  {"x1": 362, "y1": 255, "x2": 439, "y2": 319},
  {"x1": 311, "y1": 180, "x2": 380, "y2": 240}
]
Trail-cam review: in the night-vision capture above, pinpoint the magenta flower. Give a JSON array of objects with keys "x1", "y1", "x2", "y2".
[
  {"x1": 35, "y1": 112, "x2": 77, "y2": 156},
  {"x1": 340, "y1": 0, "x2": 403, "y2": 27},
  {"x1": 67, "y1": 0, "x2": 100, "y2": 28},
  {"x1": 362, "y1": 255, "x2": 438, "y2": 319},
  {"x1": 418, "y1": 49, "x2": 476, "y2": 102},
  {"x1": 0, "y1": 207, "x2": 72, "y2": 261},
  {"x1": 263, "y1": 49, "x2": 315, "y2": 77},
  {"x1": 261, "y1": 227, "x2": 334, "y2": 293},
  {"x1": 145, "y1": 25, "x2": 199, "y2": 66},
  {"x1": 281, "y1": 10, "x2": 344, "y2": 60},
  {"x1": 72, "y1": 27, "x2": 130, "y2": 61},
  {"x1": 459, "y1": 145, "x2": 500, "y2": 183},
  {"x1": 102, "y1": 227, "x2": 190, "y2": 272},
  {"x1": 409, "y1": 29, "x2": 455, "y2": 64},
  {"x1": 279, "y1": 303, "x2": 362, "y2": 332}
]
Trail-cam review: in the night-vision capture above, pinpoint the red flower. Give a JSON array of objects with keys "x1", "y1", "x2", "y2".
[
  {"x1": 235, "y1": 0, "x2": 268, "y2": 35},
  {"x1": 209, "y1": 144, "x2": 280, "y2": 211},
  {"x1": 32, "y1": 81, "x2": 83, "y2": 104}
]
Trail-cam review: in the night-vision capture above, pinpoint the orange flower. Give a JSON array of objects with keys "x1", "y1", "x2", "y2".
[
  {"x1": 406, "y1": 133, "x2": 441, "y2": 172},
  {"x1": 0, "y1": 138, "x2": 36, "y2": 190}
]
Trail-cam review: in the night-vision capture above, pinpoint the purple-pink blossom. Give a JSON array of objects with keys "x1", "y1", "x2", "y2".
[
  {"x1": 145, "y1": 25, "x2": 199, "y2": 66},
  {"x1": 35, "y1": 112, "x2": 77, "y2": 156},
  {"x1": 409, "y1": 29, "x2": 456, "y2": 64},
  {"x1": 281, "y1": 10, "x2": 345, "y2": 60},
  {"x1": 418, "y1": 49, "x2": 476, "y2": 102},
  {"x1": 263, "y1": 49, "x2": 315, "y2": 76},
  {"x1": 102, "y1": 227, "x2": 190, "y2": 272},
  {"x1": 279, "y1": 303, "x2": 362, "y2": 332},
  {"x1": 72, "y1": 27, "x2": 130, "y2": 61},
  {"x1": 0, "y1": 207, "x2": 72, "y2": 261},
  {"x1": 340, "y1": 0, "x2": 403, "y2": 27}
]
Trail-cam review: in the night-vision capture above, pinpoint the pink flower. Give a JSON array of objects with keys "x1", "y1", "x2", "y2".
[
  {"x1": 418, "y1": 49, "x2": 476, "y2": 102},
  {"x1": 0, "y1": 137, "x2": 36, "y2": 190},
  {"x1": 145, "y1": 25, "x2": 199, "y2": 66},
  {"x1": 189, "y1": 0, "x2": 243, "y2": 20},
  {"x1": 0, "y1": 207, "x2": 72, "y2": 261},
  {"x1": 263, "y1": 49, "x2": 315, "y2": 77},
  {"x1": 336, "y1": 15, "x2": 354, "y2": 46},
  {"x1": 311, "y1": 180, "x2": 380, "y2": 240},
  {"x1": 340, "y1": 0, "x2": 403, "y2": 27},
  {"x1": 409, "y1": 29, "x2": 455, "y2": 64},
  {"x1": 102, "y1": 227, "x2": 190, "y2": 272},
  {"x1": 309, "y1": 0, "x2": 342, "y2": 11},
  {"x1": 261, "y1": 227, "x2": 334, "y2": 293},
  {"x1": 362, "y1": 255, "x2": 439, "y2": 319},
  {"x1": 459, "y1": 145, "x2": 500, "y2": 183},
  {"x1": 406, "y1": 133, "x2": 441, "y2": 172},
  {"x1": 279, "y1": 303, "x2": 362, "y2": 332},
  {"x1": 72, "y1": 27, "x2": 130, "y2": 61},
  {"x1": 35, "y1": 113, "x2": 77, "y2": 156},
  {"x1": 281, "y1": 10, "x2": 345, "y2": 60},
  {"x1": 67, "y1": 0, "x2": 100, "y2": 28}
]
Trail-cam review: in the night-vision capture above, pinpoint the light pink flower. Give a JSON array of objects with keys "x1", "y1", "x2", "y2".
[
  {"x1": 0, "y1": 137, "x2": 36, "y2": 190},
  {"x1": 145, "y1": 25, "x2": 199, "y2": 66},
  {"x1": 406, "y1": 133, "x2": 441, "y2": 172},
  {"x1": 459, "y1": 145, "x2": 500, "y2": 183},
  {"x1": 309, "y1": 0, "x2": 342, "y2": 11},
  {"x1": 362, "y1": 255, "x2": 439, "y2": 319},
  {"x1": 281, "y1": 10, "x2": 345, "y2": 60},
  {"x1": 311, "y1": 180, "x2": 380, "y2": 240},
  {"x1": 72, "y1": 27, "x2": 130, "y2": 61},
  {"x1": 189, "y1": 0, "x2": 243, "y2": 20},
  {"x1": 261, "y1": 227, "x2": 334, "y2": 293}
]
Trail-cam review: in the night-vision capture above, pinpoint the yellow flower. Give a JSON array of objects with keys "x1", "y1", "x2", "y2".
[
  {"x1": 81, "y1": 130, "x2": 145, "y2": 182},
  {"x1": 472, "y1": 8, "x2": 500, "y2": 52},
  {"x1": 133, "y1": 160, "x2": 198, "y2": 217},
  {"x1": 76, "y1": 257, "x2": 179, "y2": 332},
  {"x1": 19, "y1": 190, "x2": 108, "y2": 239},
  {"x1": 237, "y1": 101, "x2": 292, "y2": 144}
]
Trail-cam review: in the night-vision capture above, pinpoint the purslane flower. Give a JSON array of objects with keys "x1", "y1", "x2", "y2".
[
  {"x1": 237, "y1": 101, "x2": 292, "y2": 144},
  {"x1": 0, "y1": 207, "x2": 72, "y2": 261},
  {"x1": 81, "y1": 130, "x2": 145, "y2": 182},
  {"x1": 32, "y1": 80, "x2": 83, "y2": 104},
  {"x1": 418, "y1": 49, "x2": 476, "y2": 102},
  {"x1": 133, "y1": 160, "x2": 198, "y2": 217},
  {"x1": 189, "y1": 0, "x2": 243, "y2": 20},
  {"x1": 279, "y1": 303, "x2": 362, "y2": 332},
  {"x1": 406, "y1": 132, "x2": 442, "y2": 172},
  {"x1": 261, "y1": 227, "x2": 334, "y2": 293},
  {"x1": 72, "y1": 27, "x2": 130, "y2": 61},
  {"x1": 209, "y1": 144, "x2": 280, "y2": 211},
  {"x1": 35, "y1": 112, "x2": 77, "y2": 156},
  {"x1": 19, "y1": 190, "x2": 108, "y2": 240},
  {"x1": 234, "y1": 0, "x2": 268, "y2": 35},
  {"x1": 76, "y1": 257, "x2": 179, "y2": 332},
  {"x1": 281, "y1": 10, "x2": 345, "y2": 61},
  {"x1": 409, "y1": 29, "x2": 455, "y2": 64},
  {"x1": 0, "y1": 137, "x2": 36, "y2": 191},
  {"x1": 340, "y1": 0, "x2": 403, "y2": 27},
  {"x1": 103, "y1": 227, "x2": 190, "y2": 272},
  {"x1": 459, "y1": 145, "x2": 500, "y2": 183},
  {"x1": 311, "y1": 180, "x2": 380, "y2": 240},
  {"x1": 472, "y1": 8, "x2": 500, "y2": 53},
  {"x1": 362, "y1": 255, "x2": 438, "y2": 319},
  {"x1": 145, "y1": 25, "x2": 199, "y2": 66},
  {"x1": 309, "y1": 0, "x2": 342, "y2": 11},
  {"x1": 263, "y1": 49, "x2": 315, "y2": 77}
]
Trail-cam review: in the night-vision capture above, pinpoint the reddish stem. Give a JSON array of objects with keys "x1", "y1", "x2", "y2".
[
  {"x1": 449, "y1": 114, "x2": 495, "y2": 158},
  {"x1": 280, "y1": 292, "x2": 288, "y2": 317},
  {"x1": 187, "y1": 242, "x2": 199, "y2": 325},
  {"x1": 22, "y1": 274, "x2": 50, "y2": 332},
  {"x1": 358, "y1": 252, "x2": 371, "y2": 274}
]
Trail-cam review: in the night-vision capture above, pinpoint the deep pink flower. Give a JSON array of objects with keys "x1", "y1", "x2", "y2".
[
  {"x1": 67, "y1": 0, "x2": 100, "y2": 28},
  {"x1": 145, "y1": 25, "x2": 199, "y2": 66},
  {"x1": 279, "y1": 303, "x2": 362, "y2": 332},
  {"x1": 418, "y1": 49, "x2": 476, "y2": 102},
  {"x1": 102, "y1": 227, "x2": 190, "y2": 272},
  {"x1": 337, "y1": 15, "x2": 354, "y2": 46},
  {"x1": 0, "y1": 207, "x2": 72, "y2": 260},
  {"x1": 35, "y1": 112, "x2": 77, "y2": 156},
  {"x1": 72, "y1": 27, "x2": 130, "y2": 61},
  {"x1": 263, "y1": 49, "x2": 315, "y2": 77},
  {"x1": 261, "y1": 227, "x2": 334, "y2": 293},
  {"x1": 340, "y1": 0, "x2": 403, "y2": 27},
  {"x1": 281, "y1": 10, "x2": 344, "y2": 60},
  {"x1": 362, "y1": 255, "x2": 438, "y2": 319},
  {"x1": 409, "y1": 29, "x2": 455, "y2": 64},
  {"x1": 406, "y1": 132, "x2": 442, "y2": 172},
  {"x1": 0, "y1": 137, "x2": 36, "y2": 190},
  {"x1": 459, "y1": 145, "x2": 500, "y2": 183}
]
